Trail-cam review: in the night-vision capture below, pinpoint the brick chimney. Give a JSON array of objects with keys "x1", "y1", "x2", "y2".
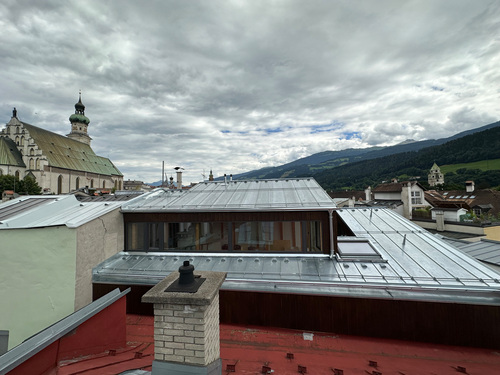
[{"x1": 142, "y1": 261, "x2": 226, "y2": 375}]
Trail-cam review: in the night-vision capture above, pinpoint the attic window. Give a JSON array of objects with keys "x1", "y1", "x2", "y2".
[
  {"x1": 449, "y1": 196, "x2": 454, "y2": 199},
  {"x1": 336, "y1": 240, "x2": 384, "y2": 262},
  {"x1": 470, "y1": 195, "x2": 476, "y2": 198}
]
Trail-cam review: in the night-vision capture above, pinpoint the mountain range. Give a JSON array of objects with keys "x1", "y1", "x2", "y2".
[{"x1": 231, "y1": 120, "x2": 500, "y2": 182}]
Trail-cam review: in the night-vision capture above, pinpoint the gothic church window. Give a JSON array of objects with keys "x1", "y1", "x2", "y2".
[{"x1": 57, "y1": 175, "x2": 63, "y2": 194}]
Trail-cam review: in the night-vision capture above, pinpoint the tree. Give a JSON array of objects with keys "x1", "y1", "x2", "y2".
[
  {"x1": 19, "y1": 176, "x2": 42, "y2": 195},
  {"x1": 0, "y1": 174, "x2": 42, "y2": 195}
]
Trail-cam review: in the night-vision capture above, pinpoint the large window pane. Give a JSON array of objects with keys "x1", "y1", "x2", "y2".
[
  {"x1": 127, "y1": 223, "x2": 145, "y2": 250},
  {"x1": 126, "y1": 220, "x2": 323, "y2": 253},
  {"x1": 148, "y1": 223, "x2": 161, "y2": 250}
]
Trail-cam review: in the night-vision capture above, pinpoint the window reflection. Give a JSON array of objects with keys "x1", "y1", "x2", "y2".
[{"x1": 126, "y1": 220, "x2": 322, "y2": 253}]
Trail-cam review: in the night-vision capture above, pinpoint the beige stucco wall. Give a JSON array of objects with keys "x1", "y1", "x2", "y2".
[
  {"x1": 75, "y1": 208, "x2": 124, "y2": 310},
  {"x1": 0, "y1": 226, "x2": 76, "y2": 349},
  {"x1": 484, "y1": 226, "x2": 500, "y2": 241},
  {"x1": 414, "y1": 220, "x2": 486, "y2": 236}
]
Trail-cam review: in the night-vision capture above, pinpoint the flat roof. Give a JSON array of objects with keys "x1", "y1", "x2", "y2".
[
  {"x1": 30, "y1": 314, "x2": 500, "y2": 374},
  {"x1": 121, "y1": 178, "x2": 336, "y2": 212}
]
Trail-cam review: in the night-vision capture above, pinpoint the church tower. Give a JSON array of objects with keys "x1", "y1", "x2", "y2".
[
  {"x1": 428, "y1": 162, "x2": 444, "y2": 186},
  {"x1": 67, "y1": 91, "x2": 92, "y2": 146}
]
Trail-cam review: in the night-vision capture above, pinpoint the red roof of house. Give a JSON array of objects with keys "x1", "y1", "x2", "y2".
[
  {"x1": 373, "y1": 181, "x2": 423, "y2": 193},
  {"x1": 54, "y1": 314, "x2": 500, "y2": 375}
]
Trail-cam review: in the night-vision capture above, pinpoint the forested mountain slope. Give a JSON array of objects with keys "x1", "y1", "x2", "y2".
[
  {"x1": 232, "y1": 121, "x2": 500, "y2": 181},
  {"x1": 314, "y1": 125, "x2": 500, "y2": 191}
]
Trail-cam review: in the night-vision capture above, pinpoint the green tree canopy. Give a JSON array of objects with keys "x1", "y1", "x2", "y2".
[{"x1": 0, "y1": 174, "x2": 42, "y2": 195}]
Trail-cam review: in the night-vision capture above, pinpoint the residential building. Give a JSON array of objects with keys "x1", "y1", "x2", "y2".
[
  {"x1": 0, "y1": 195, "x2": 124, "y2": 349},
  {"x1": 371, "y1": 180, "x2": 429, "y2": 219},
  {"x1": 0, "y1": 96, "x2": 123, "y2": 194},
  {"x1": 93, "y1": 178, "x2": 500, "y2": 348}
]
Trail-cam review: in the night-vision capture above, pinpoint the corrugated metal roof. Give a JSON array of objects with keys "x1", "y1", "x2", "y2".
[
  {"x1": 0, "y1": 195, "x2": 122, "y2": 229},
  {"x1": 21, "y1": 122, "x2": 122, "y2": 176},
  {"x1": 93, "y1": 207, "x2": 500, "y2": 305},
  {"x1": 121, "y1": 178, "x2": 336, "y2": 212},
  {"x1": 0, "y1": 137, "x2": 25, "y2": 167}
]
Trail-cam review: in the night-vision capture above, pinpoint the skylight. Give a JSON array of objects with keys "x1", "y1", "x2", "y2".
[{"x1": 337, "y1": 240, "x2": 383, "y2": 261}]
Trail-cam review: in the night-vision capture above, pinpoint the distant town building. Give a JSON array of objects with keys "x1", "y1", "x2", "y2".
[
  {"x1": 0, "y1": 95, "x2": 123, "y2": 194},
  {"x1": 123, "y1": 179, "x2": 151, "y2": 192},
  {"x1": 371, "y1": 180, "x2": 429, "y2": 219},
  {"x1": 428, "y1": 162, "x2": 445, "y2": 186}
]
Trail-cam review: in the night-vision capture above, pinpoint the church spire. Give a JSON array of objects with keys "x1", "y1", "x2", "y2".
[{"x1": 67, "y1": 91, "x2": 92, "y2": 146}]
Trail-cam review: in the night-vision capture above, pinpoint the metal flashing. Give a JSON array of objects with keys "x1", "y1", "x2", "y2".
[{"x1": 0, "y1": 288, "x2": 129, "y2": 375}]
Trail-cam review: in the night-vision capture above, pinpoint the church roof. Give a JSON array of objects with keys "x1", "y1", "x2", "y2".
[
  {"x1": 0, "y1": 137, "x2": 25, "y2": 167},
  {"x1": 21, "y1": 122, "x2": 122, "y2": 176}
]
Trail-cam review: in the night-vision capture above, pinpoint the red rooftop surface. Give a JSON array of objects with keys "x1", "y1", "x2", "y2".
[{"x1": 54, "y1": 314, "x2": 500, "y2": 375}]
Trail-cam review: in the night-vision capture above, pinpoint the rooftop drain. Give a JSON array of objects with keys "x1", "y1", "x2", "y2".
[{"x1": 164, "y1": 260, "x2": 205, "y2": 293}]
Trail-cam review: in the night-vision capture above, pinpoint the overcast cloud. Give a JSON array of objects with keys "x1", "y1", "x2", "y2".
[{"x1": 1, "y1": 0, "x2": 499, "y2": 184}]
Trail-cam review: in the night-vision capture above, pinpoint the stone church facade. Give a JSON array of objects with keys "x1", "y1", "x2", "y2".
[{"x1": 0, "y1": 95, "x2": 123, "y2": 194}]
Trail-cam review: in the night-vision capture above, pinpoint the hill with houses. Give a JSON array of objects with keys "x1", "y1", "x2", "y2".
[{"x1": 231, "y1": 120, "x2": 500, "y2": 191}]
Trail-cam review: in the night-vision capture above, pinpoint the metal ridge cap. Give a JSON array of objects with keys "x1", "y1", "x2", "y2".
[{"x1": 120, "y1": 206, "x2": 335, "y2": 213}]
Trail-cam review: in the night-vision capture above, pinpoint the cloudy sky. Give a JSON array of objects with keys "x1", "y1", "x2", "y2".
[{"x1": 1, "y1": 1, "x2": 499, "y2": 184}]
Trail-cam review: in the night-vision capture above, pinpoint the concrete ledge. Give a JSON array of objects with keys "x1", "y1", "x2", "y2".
[
  {"x1": 142, "y1": 271, "x2": 227, "y2": 306},
  {"x1": 151, "y1": 358, "x2": 222, "y2": 375}
]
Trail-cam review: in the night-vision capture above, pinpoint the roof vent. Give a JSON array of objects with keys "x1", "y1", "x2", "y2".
[{"x1": 164, "y1": 260, "x2": 206, "y2": 293}]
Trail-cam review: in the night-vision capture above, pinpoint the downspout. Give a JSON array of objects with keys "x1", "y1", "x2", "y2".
[{"x1": 329, "y1": 209, "x2": 334, "y2": 259}]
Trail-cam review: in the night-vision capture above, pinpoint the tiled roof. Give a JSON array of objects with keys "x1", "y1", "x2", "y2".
[
  {"x1": 373, "y1": 181, "x2": 422, "y2": 193},
  {"x1": 432, "y1": 189, "x2": 500, "y2": 215}
]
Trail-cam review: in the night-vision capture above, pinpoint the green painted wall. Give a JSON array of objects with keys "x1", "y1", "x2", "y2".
[{"x1": 0, "y1": 226, "x2": 76, "y2": 349}]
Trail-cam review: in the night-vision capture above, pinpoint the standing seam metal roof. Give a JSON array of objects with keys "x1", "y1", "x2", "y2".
[
  {"x1": 93, "y1": 207, "x2": 500, "y2": 305},
  {"x1": 0, "y1": 195, "x2": 122, "y2": 229},
  {"x1": 121, "y1": 178, "x2": 336, "y2": 212}
]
